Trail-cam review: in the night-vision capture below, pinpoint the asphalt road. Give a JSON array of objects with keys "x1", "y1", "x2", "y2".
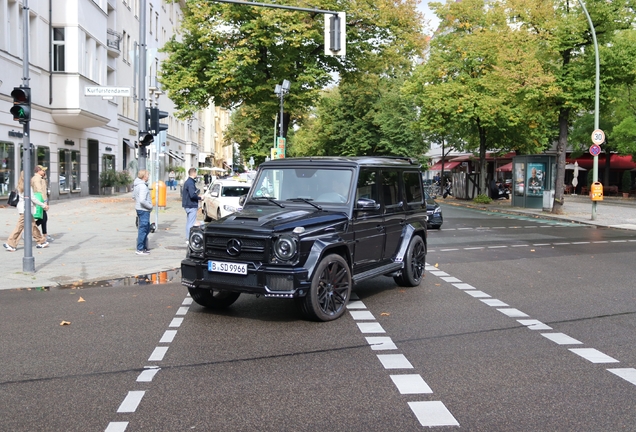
[{"x1": 1, "y1": 203, "x2": 635, "y2": 431}]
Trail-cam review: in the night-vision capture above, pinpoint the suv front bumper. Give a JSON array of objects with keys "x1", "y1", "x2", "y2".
[{"x1": 181, "y1": 258, "x2": 311, "y2": 298}]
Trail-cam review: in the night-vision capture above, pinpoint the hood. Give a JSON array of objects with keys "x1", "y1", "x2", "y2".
[
  {"x1": 133, "y1": 177, "x2": 146, "y2": 187},
  {"x1": 206, "y1": 205, "x2": 348, "y2": 233}
]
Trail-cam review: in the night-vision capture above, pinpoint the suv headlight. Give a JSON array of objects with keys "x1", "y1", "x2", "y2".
[
  {"x1": 223, "y1": 204, "x2": 239, "y2": 213},
  {"x1": 189, "y1": 231, "x2": 204, "y2": 253},
  {"x1": 434, "y1": 207, "x2": 442, "y2": 214},
  {"x1": 273, "y1": 235, "x2": 298, "y2": 261}
]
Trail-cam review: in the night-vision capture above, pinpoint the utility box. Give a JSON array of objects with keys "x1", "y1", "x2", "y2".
[
  {"x1": 590, "y1": 181, "x2": 604, "y2": 201},
  {"x1": 511, "y1": 155, "x2": 556, "y2": 209}
]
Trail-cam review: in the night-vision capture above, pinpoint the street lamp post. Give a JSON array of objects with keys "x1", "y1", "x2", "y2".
[{"x1": 274, "y1": 80, "x2": 290, "y2": 158}]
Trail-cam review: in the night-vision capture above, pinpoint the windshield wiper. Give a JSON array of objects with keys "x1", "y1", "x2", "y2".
[
  {"x1": 287, "y1": 198, "x2": 322, "y2": 210},
  {"x1": 252, "y1": 196, "x2": 285, "y2": 208}
]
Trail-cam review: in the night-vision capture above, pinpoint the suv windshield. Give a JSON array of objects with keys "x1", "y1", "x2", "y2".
[{"x1": 252, "y1": 167, "x2": 354, "y2": 204}]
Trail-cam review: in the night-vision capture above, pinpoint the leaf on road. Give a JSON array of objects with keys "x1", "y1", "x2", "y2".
[
  {"x1": 60, "y1": 321, "x2": 71, "y2": 326},
  {"x1": 78, "y1": 297, "x2": 85, "y2": 302},
  {"x1": 434, "y1": 263, "x2": 439, "y2": 268},
  {"x1": 380, "y1": 312, "x2": 390, "y2": 316}
]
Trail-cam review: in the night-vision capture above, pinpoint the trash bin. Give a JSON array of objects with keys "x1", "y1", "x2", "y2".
[
  {"x1": 151, "y1": 181, "x2": 167, "y2": 207},
  {"x1": 542, "y1": 190, "x2": 554, "y2": 211}
]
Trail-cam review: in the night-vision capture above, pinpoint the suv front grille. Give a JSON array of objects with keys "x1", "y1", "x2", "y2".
[{"x1": 205, "y1": 234, "x2": 268, "y2": 262}]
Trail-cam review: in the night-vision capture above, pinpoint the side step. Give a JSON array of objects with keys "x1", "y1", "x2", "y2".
[{"x1": 352, "y1": 262, "x2": 403, "y2": 284}]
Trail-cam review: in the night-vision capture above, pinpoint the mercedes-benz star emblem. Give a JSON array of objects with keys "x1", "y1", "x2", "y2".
[{"x1": 226, "y1": 238, "x2": 242, "y2": 256}]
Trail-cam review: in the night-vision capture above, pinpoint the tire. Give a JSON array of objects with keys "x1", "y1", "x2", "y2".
[
  {"x1": 188, "y1": 287, "x2": 240, "y2": 309},
  {"x1": 394, "y1": 235, "x2": 426, "y2": 287},
  {"x1": 298, "y1": 254, "x2": 351, "y2": 322},
  {"x1": 203, "y1": 205, "x2": 212, "y2": 222}
]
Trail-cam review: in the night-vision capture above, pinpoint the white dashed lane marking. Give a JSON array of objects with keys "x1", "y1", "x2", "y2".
[
  {"x1": 428, "y1": 237, "x2": 635, "y2": 253},
  {"x1": 349, "y1": 310, "x2": 375, "y2": 320},
  {"x1": 517, "y1": 319, "x2": 552, "y2": 330},
  {"x1": 365, "y1": 336, "x2": 398, "y2": 351},
  {"x1": 104, "y1": 422, "x2": 128, "y2": 432},
  {"x1": 357, "y1": 322, "x2": 386, "y2": 333},
  {"x1": 159, "y1": 330, "x2": 177, "y2": 343},
  {"x1": 169, "y1": 317, "x2": 184, "y2": 328},
  {"x1": 497, "y1": 308, "x2": 529, "y2": 318},
  {"x1": 569, "y1": 348, "x2": 620, "y2": 364},
  {"x1": 608, "y1": 368, "x2": 636, "y2": 386},
  {"x1": 541, "y1": 333, "x2": 583, "y2": 345},
  {"x1": 116, "y1": 391, "x2": 146, "y2": 413},
  {"x1": 390, "y1": 374, "x2": 433, "y2": 394},
  {"x1": 148, "y1": 346, "x2": 169, "y2": 362},
  {"x1": 377, "y1": 354, "x2": 414, "y2": 369},
  {"x1": 136, "y1": 366, "x2": 161, "y2": 383},
  {"x1": 408, "y1": 401, "x2": 460, "y2": 427}
]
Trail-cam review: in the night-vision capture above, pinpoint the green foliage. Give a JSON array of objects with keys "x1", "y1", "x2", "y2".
[
  {"x1": 587, "y1": 170, "x2": 594, "y2": 187},
  {"x1": 116, "y1": 171, "x2": 133, "y2": 187},
  {"x1": 99, "y1": 170, "x2": 118, "y2": 188},
  {"x1": 473, "y1": 194, "x2": 492, "y2": 204},
  {"x1": 622, "y1": 170, "x2": 632, "y2": 193}
]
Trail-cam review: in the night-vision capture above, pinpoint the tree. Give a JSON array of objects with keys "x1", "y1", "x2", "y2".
[
  {"x1": 160, "y1": 0, "x2": 428, "y2": 158},
  {"x1": 405, "y1": 0, "x2": 558, "y2": 194}
]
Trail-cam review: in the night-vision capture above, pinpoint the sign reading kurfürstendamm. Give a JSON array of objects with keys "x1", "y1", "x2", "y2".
[{"x1": 84, "y1": 86, "x2": 131, "y2": 97}]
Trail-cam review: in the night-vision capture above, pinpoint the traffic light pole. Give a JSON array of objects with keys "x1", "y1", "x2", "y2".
[
  {"x1": 20, "y1": 0, "x2": 35, "y2": 272},
  {"x1": 137, "y1": 0, "x2": 148, "y2": 170}
]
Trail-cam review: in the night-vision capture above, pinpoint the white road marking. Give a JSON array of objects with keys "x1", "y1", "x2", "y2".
[
  {"x1": 346, "y1": 300, "x2": 367, "y2": 309},
  {"x1": 116, "y1": 391, "x2": 145, "y2": 413},
  {"x1": 553, "y1": 242, "x2": 570, "y2": 245},
  {"x1": 136, "y1": 367, "x2": 161, "y2": 382},
  {"x1": 497, "y1": 308, "x2": 529, "y2": 318},
  {"x1": 349, "y1": 310, "x2": 375, "y2": 320},
  {"x1": 453, "y1": 283, "x2": 476, "y2": 290},
  {"x1": 541, "y1": 333, "x2": 583, "y2": 345},
  {"x1": 572, "y1": 242, "x2": 590, "y2": 245},
  {"x1": 148, "y1": 347, "x2": 169, "y2": 361},
  {"x1": 569, "y1": 348, "x2": 619, "y2": 364},
  {"x1": 159, "y1": 330, "x2": 177, "y2": 343},
  {"x1": 105, "y1": 422, "x2": 128, "y2": 432},
  {"x1": 464, "y1": 247, "x2": 485, "y2": 250},
  {"x1": 430, "y1": 271, "x2": 449, "y2": 277},
  {"x1": 465, "y1": 290, "x2": 490, "y2": 298},
  {"x1": 487, "y1": 245, "x2": 507, "y2": 249},
  {"x1": 533, "y1": 243, "x2": 550, "y2": 246},
  {"x1": 357, "y1": 322, "x2": 386, "y2": 333},
  {"x1": 608, "y1": 368, "x2": 636, "y2": 386},
  {"x1": 481, "y1": 299, "x2": 509, "y2": 307},
  {"x1": 440, "y1": 276, "x2": 462, "y2": 283},
  {"x1": 610, "y1": 240, "x2": 627, "y2": 243},
  {"x1": 457, "y1": 227, "x2": 472, "y2": 230},
  {"x1": 390, "y1": 374, "x2": 433, "y2": 394},
  {"x1": 511, "y1": 244, "x2": 529, "y2": 247},
  {"x1": 168, "y1": 317, "x2": 183, "y2": 328},
  {"x1": 517, "y1": 319, "x2": 552, "y2": 330},
  {"x1": 408, "y1": 401, "x2": 460, "y2": 427},
  {"x1": 593, "y1": 241, "x2": 608, "y2": 243},
  {"x1": 176, "y1": 306, "x2": 189, "y2": 316},
  {"x1": 440, "y1": 248, "x2": 459, "y2": 251},
  {"x1": 365, "y1": 336, "x2": 397, "y2": 351},
  {"x1": 182, "y1": 297, "x2": 193, "y2": 305},
  {"x1": 377, "y1": 354, "x2": 414, "y2": 369}
]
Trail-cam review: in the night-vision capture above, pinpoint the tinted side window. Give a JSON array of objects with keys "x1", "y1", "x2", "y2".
[
  {"x1": 382, "y1": 170, "x2": 400, "y2": 207},
  {"x1": 404, "y1": 171, "x2": 423, "y2": 203},
  {"x1": 356, "y1": 169, "x2": 378, "y2": 202}
]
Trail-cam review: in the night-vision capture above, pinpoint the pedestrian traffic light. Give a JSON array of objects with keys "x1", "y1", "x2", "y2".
[
  {"x1": 150, "y1": 107, "x2": 168, "y2": 135},
  {"x1": 324, "y1": 12, "x2": 346, "y2": 56},
  {"x1": 10, "y1": 87, "x2": 31, "y2": 123}
]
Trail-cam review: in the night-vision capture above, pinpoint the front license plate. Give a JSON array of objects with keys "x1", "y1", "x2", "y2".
[{"x1": 208, "y1": 260, "x2": 248, "y2": 275}]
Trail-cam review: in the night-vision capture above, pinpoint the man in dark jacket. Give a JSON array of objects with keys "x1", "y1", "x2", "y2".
[{"x1": 182, "y1": 167, "x2": 201, "y2": 244}]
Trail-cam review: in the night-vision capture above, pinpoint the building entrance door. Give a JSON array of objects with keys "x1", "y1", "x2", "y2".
[{"x1": 88, "y1": 140, "x2": 99, "y2": 195}]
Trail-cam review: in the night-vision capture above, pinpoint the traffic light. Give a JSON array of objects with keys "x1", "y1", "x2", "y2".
[
  {"x1": 139, "y1": 132, "x2": 154, "y2": 147},
  {"x1": 10, "y1": 87, "x2": 31, "y2": 123},
  {"x1": 324, "y1": 12, "x2": 346, "y2": 56},
  {"x1": 150, "y1": 107, "x2": 168, "y2": 135}
]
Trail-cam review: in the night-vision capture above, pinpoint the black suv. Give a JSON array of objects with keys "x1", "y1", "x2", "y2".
[{"x1": 181, "y1": 157, "x2": 428, "y2": 321}]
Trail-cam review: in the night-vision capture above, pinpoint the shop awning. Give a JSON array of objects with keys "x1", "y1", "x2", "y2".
[
  {"x1": 123, "y1": 138, "x2": 135, "y2": 149},
  {"x1": 168, "y1": 150, "x2": 184, "y2": 162},
  {"x1": 497, "y1": 162, "x2": 512, "y2": 172},
  {"x1": 568, "y1": 154, "x2": 636, "y2": 170},
  {"x1": 429, "y1": 160, "x2": 461, "y2": 171}
]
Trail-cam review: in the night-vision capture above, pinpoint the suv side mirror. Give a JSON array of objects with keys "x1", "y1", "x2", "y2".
[
  {"x1": 355, "y1": 198, "x2": 380, "y2": 211},
  {"x1": 211, "y1": 191, "x2": 219, "y2": 197},
  {"x1": 238, "y1": 195, "x2": 246, "y2": 206}
]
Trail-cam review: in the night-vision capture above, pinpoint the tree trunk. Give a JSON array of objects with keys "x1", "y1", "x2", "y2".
[
  {"x1": 477, "y1": 119, "x2": 487, "y2": 195},
  {"x1": 553, "y1": 107, "x2": 569, "y2": 214}
]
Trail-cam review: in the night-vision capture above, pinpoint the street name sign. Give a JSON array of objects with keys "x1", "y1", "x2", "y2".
[{"x1": 84, "y1": 87, "x2": 131, "y2": 97}]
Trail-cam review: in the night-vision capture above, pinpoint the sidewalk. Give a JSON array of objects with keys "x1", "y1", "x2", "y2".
[
  {"x1": 0, "y1": 188, "x2": 190, "y2": 290},
  {"x1": 443, "y1": 194, "x2": 636, "y2": 230},
  {"x1": 1, "y1": 190, "x2": 635, "y2": 291}
]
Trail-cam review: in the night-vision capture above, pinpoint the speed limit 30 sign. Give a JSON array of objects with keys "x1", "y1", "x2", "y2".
[{"x1": 591, "y1": 129, "x2": 605, "y2": 145}]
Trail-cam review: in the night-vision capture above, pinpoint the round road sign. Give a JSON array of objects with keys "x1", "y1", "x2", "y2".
[
  {"x1": 591, "y1": 129, "x2": 605, "y2": 145},
  {"x1": 589, "y1": 144, "x2": 601, "y2": 156}
]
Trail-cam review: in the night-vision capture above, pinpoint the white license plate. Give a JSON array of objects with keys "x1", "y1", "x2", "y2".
[{"x1": 208, "y1": 260, "x2": 248, "y2": 275}]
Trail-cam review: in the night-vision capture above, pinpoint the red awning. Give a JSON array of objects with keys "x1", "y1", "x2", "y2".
[
  {"x1": 429, "y1": 161, "x2": 461, "y2": 171},
  {"x1": 568, "y1": 154, "x2": 636, "y2": 170},
  {"x1": 497, "y1": 162, "x2": 512, "y2": 172}
]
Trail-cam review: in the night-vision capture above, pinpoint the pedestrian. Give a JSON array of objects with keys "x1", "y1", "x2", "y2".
[
  {"x1": 204, "y1": 172, "x2": 211, "y2": 187},
  {"x1": 132, "y1": 169, "x2": 153, "y2": 256},
  {"x1": 32, "y1": 165, "x2": 51, "y2": 241},
  {"x1": 182, "y1": 167, "x2": 201, "y2": 244},
  {"x1": 168, "y1": 170, "x2": 176, "y2": 190},
  {"x1": 3, "y1": 171, "x2": 49, "y2": 251}
]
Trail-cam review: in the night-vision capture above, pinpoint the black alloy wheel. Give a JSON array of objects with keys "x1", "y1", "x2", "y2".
[
  {"x1": 299, "y1": 254, "x2": 351, "y2": 321},
  {"x1": 188, "y1": 287, "x2": 241, "y2": 309},
  {"x1": 394, "y1": 235, "x2": 426, "y2": 287}
]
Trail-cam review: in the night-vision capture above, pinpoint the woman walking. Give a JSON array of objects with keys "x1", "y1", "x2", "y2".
[{"x1": 3, "y1": 171, "x2": 49, "y2": 251}]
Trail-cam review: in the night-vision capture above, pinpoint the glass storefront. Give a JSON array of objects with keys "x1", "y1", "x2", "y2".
[
  {"x1": 0, "y1": 142, "x2": 15, "y2": 198},
  {"x1": 59, "y1": 149, "x2": 81, "y2": 193}
]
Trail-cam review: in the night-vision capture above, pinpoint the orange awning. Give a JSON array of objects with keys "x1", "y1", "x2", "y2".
[{"x1": 429, "y1": 161, "x2": 461, "y2": 171}]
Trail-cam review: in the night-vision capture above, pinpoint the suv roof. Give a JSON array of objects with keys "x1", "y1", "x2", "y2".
[{"x1": 260, "y1": 156, "x2": 421, "y2": 169}]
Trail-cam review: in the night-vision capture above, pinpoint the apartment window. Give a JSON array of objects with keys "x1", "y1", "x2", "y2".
[
  {"x1": 149, "y1": 5, "x2": 153, "y2": 34},
  {"x1": 59, "y1": 149, "x2": 81, "y2": 193},
  {"x1": 53, "y1": 28, "x2": 65, "y2": 72},
  {"x1": 155, "y1": 13, "x2": 159, "y2": 41}
]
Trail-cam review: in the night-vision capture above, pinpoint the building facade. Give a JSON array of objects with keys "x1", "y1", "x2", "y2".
[{"x1": 0, "y1": 0, "x2": 232, "y2": 202}]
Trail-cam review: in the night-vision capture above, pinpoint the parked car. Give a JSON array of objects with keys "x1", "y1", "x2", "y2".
[
  {"x1": 182, "y1": 156, "x2": 429, "y2": 321},
  {"x1": 201, "y1": 179, "x2": 251, "y2": 222},
  {"x1": 425, "y1": 191, "x2": 443, "y2": 229}
]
